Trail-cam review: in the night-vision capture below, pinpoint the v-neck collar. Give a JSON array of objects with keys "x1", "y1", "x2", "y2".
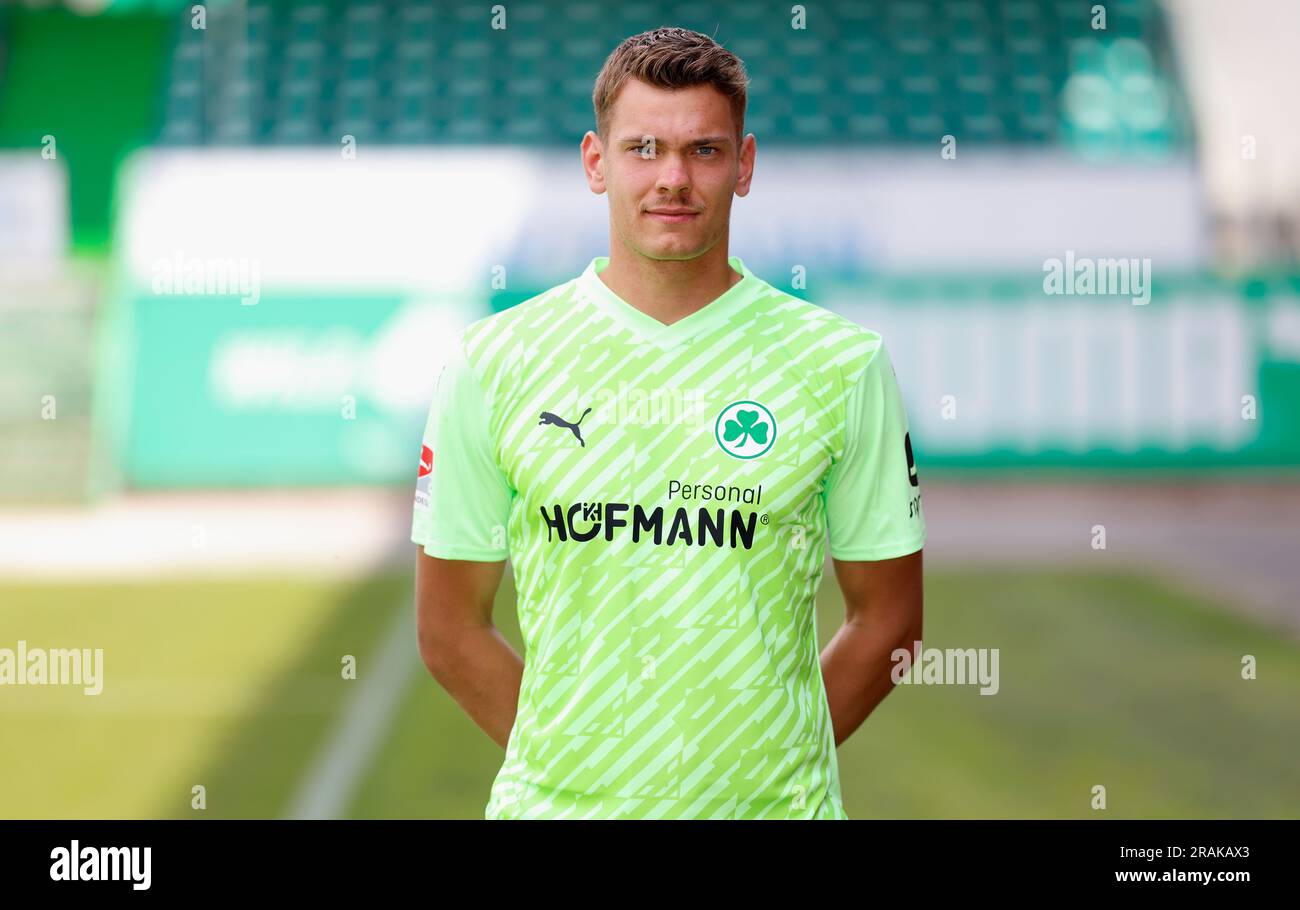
[{"x1": 576, "y1": 254, "x2": 760, "y2": 349}]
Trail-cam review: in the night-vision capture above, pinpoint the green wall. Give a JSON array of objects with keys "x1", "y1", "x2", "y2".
[{"x1": 0, "y1": 7, "x2": 170, "y2": 253}]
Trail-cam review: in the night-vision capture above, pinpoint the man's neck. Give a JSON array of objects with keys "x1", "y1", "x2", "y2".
[{"x1": 597, "y1": 247, "x2": 743, "y2": 327}]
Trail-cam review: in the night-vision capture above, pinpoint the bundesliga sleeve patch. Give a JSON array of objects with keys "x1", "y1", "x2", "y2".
[{"x1": 414, "y1": 444, "x2": 432, "y2": 511}]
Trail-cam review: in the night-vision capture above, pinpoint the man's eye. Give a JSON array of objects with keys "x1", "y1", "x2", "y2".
[
  {"x1": 630, "y1": 145, "x2": 654, "y2": 156},
  {"x1": 697, "y1": 146, "x2": 718, "y2": 156}
]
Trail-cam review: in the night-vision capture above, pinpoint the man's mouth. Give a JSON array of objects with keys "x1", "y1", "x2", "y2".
[{"x1": 645, "y1": 209, "x2": 699, "y2": 224}]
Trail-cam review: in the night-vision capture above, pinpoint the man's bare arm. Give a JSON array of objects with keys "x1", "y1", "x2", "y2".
[
  {"x1": 415, "y1": 548, "x2": 521, "y2": 749},
  {"x1": 820, "y1": 549, "x2": 923, "y2": 747}
]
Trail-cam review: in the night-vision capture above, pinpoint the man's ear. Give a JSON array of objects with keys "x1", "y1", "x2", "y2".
[
  {"x1": 582, "y1": 130, "x2": 607, "y2": 194},
  {"x1": 734, "y1": 133, "x2": 756, "y2": 198}
]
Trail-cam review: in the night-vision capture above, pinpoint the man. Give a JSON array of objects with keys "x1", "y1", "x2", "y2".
[{"x1": 411, "y1": 27, "x2": 925, "y2": 820}]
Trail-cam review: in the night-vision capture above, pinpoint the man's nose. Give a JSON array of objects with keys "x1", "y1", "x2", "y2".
[{"x1": 655, "y1": 154, "x2": 691, "y2": 195}]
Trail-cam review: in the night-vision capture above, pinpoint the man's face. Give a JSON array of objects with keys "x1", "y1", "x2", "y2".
[{"x1": 583, "y1": 80, "x2": 755, "y2": 262}]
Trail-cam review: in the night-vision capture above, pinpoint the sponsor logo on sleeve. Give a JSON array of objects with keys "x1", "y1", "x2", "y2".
[
  {"x1": 415, "y1": 443, "x2": 432, "y2": 511},
  {"x1": 904, "y1": 431, "x2": 922, "y2": 518}
]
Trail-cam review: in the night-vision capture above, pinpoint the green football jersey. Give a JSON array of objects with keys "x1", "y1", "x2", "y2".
[{"x1": 411, "y1": 254, "x2": 926, "y2": 820}]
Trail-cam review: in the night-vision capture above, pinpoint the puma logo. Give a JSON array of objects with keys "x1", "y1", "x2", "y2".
[{"x1": 539, "y1": 407, "x2": 592, "y2": 447}]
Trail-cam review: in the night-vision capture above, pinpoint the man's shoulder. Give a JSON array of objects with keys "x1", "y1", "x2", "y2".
[
  {"x1": 453, "y1": 275, "x2": 582, "y2": 373},
  {"x1": 750, "y1": 280, "x2": 886, "y2": 379},
  {"x1": 461, "y1": 276, "x2": 580, "y2": 343}
]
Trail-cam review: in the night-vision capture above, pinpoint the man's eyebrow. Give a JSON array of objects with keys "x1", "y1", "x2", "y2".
[{"x1": 616, "y1": 135, "x2": 732, "y2": 147}]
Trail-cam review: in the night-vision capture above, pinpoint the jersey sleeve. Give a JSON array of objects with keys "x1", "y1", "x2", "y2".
[
  {"x1": 822, "y1": 337, "x2": 926, "y2": 561},
  {"x1": 410, "y1": 335, "x2": 514, "y2": 561}
]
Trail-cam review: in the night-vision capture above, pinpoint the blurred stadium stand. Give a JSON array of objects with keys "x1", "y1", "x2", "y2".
[
  {"x1": 0, "y1": 0, "x2": 1296, "y2": 503},
  {"x1": 153, "y1": 0, "x2": 1188, "y2": 150}
]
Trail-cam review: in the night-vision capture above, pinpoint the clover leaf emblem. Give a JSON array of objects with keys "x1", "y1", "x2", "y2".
[{"x1": 723, "y1": 409, "x2": 769, "y2": 448}]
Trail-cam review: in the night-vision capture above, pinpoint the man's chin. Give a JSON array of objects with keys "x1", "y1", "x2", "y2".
[{"x1": 636, "y1": 237, "x2": 708, "y2": 262}]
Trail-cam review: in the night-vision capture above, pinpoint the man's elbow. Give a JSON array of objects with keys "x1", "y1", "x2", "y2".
[
  {"x1": 415, "y1": 607, "x2": 457, "y2": 679},
  {"x1": 415, "y1": 599, "x2": 496, "y2": 681},
  {"x1": 903, "y1": 599, "x2": 923, "y2": 655},
  {"x1": 883, "y1": 598, "x2": 922, "y2": 663}
]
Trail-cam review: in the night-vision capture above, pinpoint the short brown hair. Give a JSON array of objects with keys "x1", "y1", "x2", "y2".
[{"x1": 592, "y1": 27, "x2": 750, "y2": 146}]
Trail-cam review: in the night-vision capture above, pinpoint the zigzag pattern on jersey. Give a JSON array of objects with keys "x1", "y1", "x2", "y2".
[{"x1": 457, "y1": 274, "x2": 880, "y2": 819}]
